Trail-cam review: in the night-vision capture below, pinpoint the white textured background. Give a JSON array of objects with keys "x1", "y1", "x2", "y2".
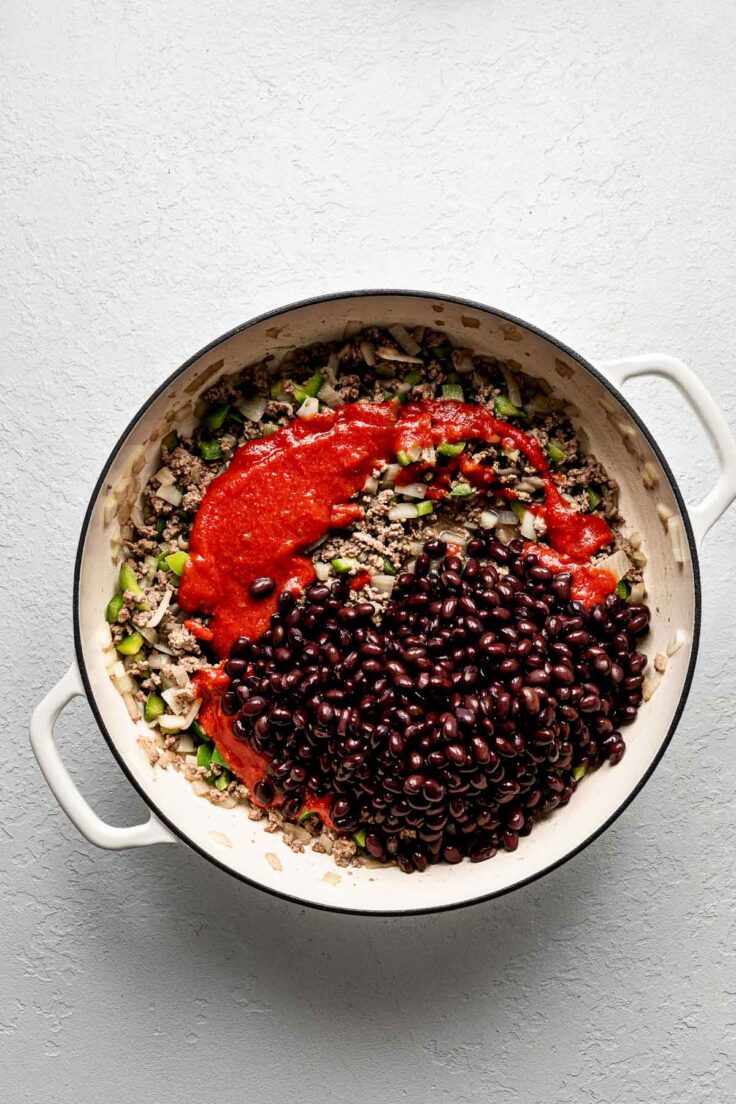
[{"x1": 2, "y1": 2, "x2": 736, "y2": 1101}]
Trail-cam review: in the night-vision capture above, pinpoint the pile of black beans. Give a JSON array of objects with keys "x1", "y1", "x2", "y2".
[{"x1": 221, "y1": 535, "x2": 651, "y2": 873}]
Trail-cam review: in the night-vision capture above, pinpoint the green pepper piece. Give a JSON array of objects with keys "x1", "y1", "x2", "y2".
[
  {"x1": 162, "y1": 430, "x2": 179, "y2": 453},
  {"x1": 586, "y1": 486, "x2": 603, "y2": 509},
  {"x1": 403, "y1": 369, "x2": 422, "y2": 387},
  {"x1": 105, "y1": 593, "x2": 124, "y2": 623},
  {"x1": 119, "y1": 563, "x2": 142, "y2": 595},
  {"x1": 197, "y1": 743, "x2": 213, "y2": 770},
  {"x1": 299, "y1": 808, "x2": 321, "y2": 825},
  {"x1": 190, "y1": 719, "x2": 208, "y2": 742},
  {"x1": 199, "y1": 438, "x2": 222, "y2": 461},
  {"x1": 270, "y1": 379, "x2": 286, "y2": 400},
  {"x1": 547, "y1": 442, "x2": 566, "y2": 464},
  {"x1": 442, "y1": 383, "x2": 464, "y2": 401},
  {"x1": 572, "y1": 764, "x2": 587, "y2": 782},
  {"x1": 261, "y1": 422, "x2": 278, "y2": 437},
  {"x1": 494, "y1": 394, "x2": 523, "y2": 418},
  {"x1": 616, "y1": 580, "x2": 631, "y2": 600},
  {"x1": 450, "y1": 482, "x2": 474, "y2": 497},
  {"x1": 415, "y1": 500, "x2": 433, "y2": 516},
  {"x1": 437, "y1": 441, "x2": 466, "y2": 458},
  {"x1": 353, "y1": 828, "x2": 367, "y2": 849},
  {"x1": 331, "y1": 557, "x2": 359, "y2": 573},
  {"x1": 382, "y1": 558, "x2": 397, "y2": 576},
  {"x1": 293, "y1": 373, "x2": 323, "y2": 404},
  {"x1": 155, "y1": 517, "x2": 167, "y2": 536},
  {"x1": 510, "y1": 500, "x2": 526, "y2": 520},
  {"x1": 143, "y1": 693, "x2": 165, "y2": 723},
  {"x1": 211, "y1": 746, "x2": 227, "y2": 768},
  {"x1": 214, "y1": 770, "x2": 232, "y2": 791},
  {"x1": 396, "y1": 447, "x2": 421, "y2": 466},
  {"x1": 203, "y1": 402, "x2": 231, "y2": 431},
  {"x1": 116, "y1": 631, "x2": 144, "y2": 656},
  {"x1": 165, "y1": 551, "x2": 189, "y2": 576}
]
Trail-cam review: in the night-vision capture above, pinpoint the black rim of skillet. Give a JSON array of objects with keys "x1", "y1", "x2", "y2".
[{"x1": 72, "y1": 289, "x2": 702, "y2": 917}]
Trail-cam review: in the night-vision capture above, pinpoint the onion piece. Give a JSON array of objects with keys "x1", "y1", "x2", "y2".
[
  {"x1": 667, "y1": 516, "x2": 687, "y2": 564},
  {"x1": 382, "y1": 464, "x2": 400, "y2": 485},
  {"x1": 156, "y1": 483, "x2": 183, "y2": 507},
  {"x1": 122, "y1": 692, "x2": 141, "y2": 721},
  {"x1": 176, "y1": 734, "x2": 196, "y2": 754},
  {"x1": 667, "y1": 629, "x2": 687, "y2": 656},
  {"x1": 654, "y1": 653, "x2": 668, "y2": 673},
  {"x1": 238, "y1": 395, "x2": 267, "y2": 422},
  {"x1": 362, "y1": 475, "x2": 379, "y2": 496},
  {"x1": 370, "y1": 575, "x2": 396, "y2": 594},
  {"x1": 597, "y1": 549, "x2": 631, "y2": 583},
  {"x1": 296, "y1": 396, "x2": 320, "y2": 419},
  {"x1": 454, "y1": 353, "x2": 474, "y2": 375},
  {"x1": 629, "y1": 581, "x2": 646, "y2": 603},
  {"x1": 479, "y1": 510, "x2": 499, "y2": 529},
  {"x1": 495, "y1": 510, "x2": 519, "y2": 526},
  {"x1": 314, "y1": 561, "x2": 330, "y2": 581},
  {"x1": 139, "y1": 626, "x2": 157, "y2": 645},
  {"x1": 147, "y1": 650, "x2": 169, "y2": 670},
  {"x1": 154, "y1": 466, "x2": 176, "y2": 486},
  {"x1": 388, "y1": 324, "x2": 421, "y2": 356},
  {"x1": 147, "y1": 587, "x2": 173, "y2": 628},
  {"x1": 360, "y1": 341, "x2": 376, "y2": 366},
  {"x1": 520, "y1": 511, "x2": 537, "y2": 540},
  {"x1": 642, "y1": 670, "x2": 662, "y2": 702},
  {"x1": 398, "y1": 482, "x2": 427, "y2": 499},
  {"x1": 375, "y1": 346, "x2": 423, "y2": 364},
  {"x1": 388, "y1": 503, "x2": 420, "y2": 521},
  {"x1": 439, "y1": 529, "x2": 469, "y2": 547},
  {"x1": 495, "y1": 524, "x2": 518, "y2": 545},
  {"x1": 103, "y1": 493, "x2": 117, "y2": 525},
  {"x1": 317, "y1": 382, "x2": 344, "y2": 408},
  {"x1": 112, "y1": 672, "x2": 135, "y2": 694},
  {"x1": 657, "y1": 502, "x2": 675, "y2": 524},
  {"x1": 191, "y1": 779, "x2": 211, "y2": 796}
]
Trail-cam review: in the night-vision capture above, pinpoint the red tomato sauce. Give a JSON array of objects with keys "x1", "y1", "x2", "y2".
[
  {"x1": 185, "y1": 398, "x2": 614, "y2": 797},
  {"x1": 193, "y1": 668, "x2": 334, "y2": 825},
  {"x1": 524, "y1": 543, "x2": 617, "y2": 607}
]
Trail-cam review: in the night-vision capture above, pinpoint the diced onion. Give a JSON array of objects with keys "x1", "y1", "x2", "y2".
[
  {"x1": 439, "y1": 529, "x2": 469, "y2": 547},
  {"x1": 642, "y1": 670, "x2": 662, "y2": 702},
  {"x1": 122, "y1": 692, "x2": 140, "y2": 721},
  {"x1": 156, "y1": 483, "x2": 183, "y2": 507},
  {"x1": 154, "y1": 466, "x2": 176, "y2": 486},
  {"x1": 314, "y1": 561, "x2": 330, "y2": 581},
  {"x1": 495, "y1": 510, "x2": 519, "y2": 526},
  {"x1": 667, "y1": 629, "x2": 687, "y2": 656},
  {"x1": 162, "y1": 687, "x2": 190, "y2": 714},
  {"x1": 597, "y1": 549, "x2": 631, "y2": 583},
  {"x1": 398, "y1": 482, "x2": 427, "y2": 500},
  {"x1": 520, "y1": 511, "x2": 537, "y2": 540},
  {"x1": 360, "y1": 341, "x2": 376, "y2": 366},
  {"x1": 376, "y1": 346, "x2": 423, "y2": 364},
  {"x1": 388, "y1": 503, "x2": 420, "y2": 521},
  {"x1": 103, "y1": 493, "x2": 117, "y2": 525},
  {"x1": 363, "y1": 475, "x2": 379, "y2": 495},
  {"x1": 654, "y1": 653, "x2": 668, "y2": 673},
  {"x1": 382, "y1": 464, "x2": 400, "y2": 485},
  {"x1": 495, "y1": 525, "x2": 518, "y2": 545},
  {"x1": 147, "y1": 650, "x2": 169, "y2": 670},
  {"x1": 176, "y1": 734, "x2": 196, "y2": 754},
  {"x1": 191, "y1": 779, "x2": 211, "y2": 796},
  {"x1": 657, "y1": 502, "x2": 675, "y2": 524},
  {"x1": 479, "y1": 510, "x2": 499, "y2": 529},
  {"x1": 238, "y1": 395, "x2": 267, "y2": 422},
  {"x1": 297, "y1": 396, "x2": 320, "y2": 419},
  {"x1": 139, "y1": 626, "x2": 157, "y2": 645},
  {"x1": 371, "y1": 575, "x2": 396, "y2": 594},
  {"x1": 455, "y1": 353, "x2": 474, "y2": 375},
  {"x1": 112, "y1": 672, "x2": 135, "y2": 694},
  {"x1": 317, "y1": 382, "x2": 344, "y2": 408},
  {"x1": 388, "y1": 324, "x2": 421, "y2": 356},
  {"x1": 642, "y1": 461, "x2": 660, "y2": 489},
  {"x1": 629, "y1": 581, "x2": 646, "y2": 603},
  {"x1": 158, "y1": 714, "x2": 187, "y2": 733},
  {"x1": 147, "y1": 587, "x2": 173, "y2": 628},
  {"x1": 667, "y1": 516, "x2": 687, "y2": 564}
]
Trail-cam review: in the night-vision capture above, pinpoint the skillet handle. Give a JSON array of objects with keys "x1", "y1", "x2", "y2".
[
  {"x1": 597, "y1": 354, "x2": 736, "y2": 548},
  {"x1": 30, "y1": 662, "x2": 177, "y2": 849}
]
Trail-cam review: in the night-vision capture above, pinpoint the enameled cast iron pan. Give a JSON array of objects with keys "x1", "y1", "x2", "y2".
[{"x1": 30, "y1": 291, "x2": 736, "y2": 915}]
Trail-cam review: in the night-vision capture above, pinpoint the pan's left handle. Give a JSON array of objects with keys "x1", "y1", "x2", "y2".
[{"x1": 30, "y1": 662, "x2": 177, "y2": 849}]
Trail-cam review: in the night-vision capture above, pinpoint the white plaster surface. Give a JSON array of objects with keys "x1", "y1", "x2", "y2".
[{"x1": 2, "y1": 1, "x2": 736, "y2": 1100}]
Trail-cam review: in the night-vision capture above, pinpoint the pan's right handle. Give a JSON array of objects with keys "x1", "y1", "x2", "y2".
[
  {"x1": 597, "y1": 354, "x2": 736, "y2": 547},
  {"x1": 30, "y1": 662, "x2": 176, "y2": 849}
]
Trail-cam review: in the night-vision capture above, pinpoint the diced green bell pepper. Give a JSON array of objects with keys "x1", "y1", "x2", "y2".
[
  {"x1": 450, "y1": 482, "x2": 474, "y2": 497},
  {"x1": 144, "y1": 693, "x2": 165, "y2": 723},
  {"x1": 165, "y1": 551, "x2": 189, "y2": 576},
  {"x1": 494, "y1": 394, "x2": 523, "y2": 418},
  {"x1": 214, "y1": 770, "x2": 232, "y2": 791},
  {"x1": 197, "y1": 743, "x2": 213, "y2": 770},
  {"x1": 547, "y1": 442, "x2": 566, "y2": 464},
  {"x1": 155, "y1": 517, "x2": 167, "y2": 536},
  {"x1": 332, "y1": 557, "x2": 359, "y2": 573},
  {"x1": 190, "y1": 719, "x2": 208, "y2": 742},
  {"x1": 199, "y1": 438, "x2": 222, "y2": 461},
  {"x1": 510, "y1": 500, "x2": 526, "y2": 520},
  {"x1": 106, "y1": 593, "x2": 124, "y2": 623},
  {"x1": 415, "y1": 500, "x2": 433, "y2": 516},
  {"x1": 586, "y1": 486, "x2": 603, "y2": 509},
  {"x1": 203, "y1": 403, "x2": 230, "y2": 431},
  {"x1": 437, "y1": 441, "x2": 466, "y2": 458},
  {"x1": 293, "y1": 373, "x2": 323, "y2": 404},
  {"x1": 442, "y1": 383, "x2": 464, "y2": 401},
  {"x1": 161, "y1": 430, "x2": 179, "y2": 453},
  {"x1": 396, "y1": 447, "x2": 421, "y2": 466},
  {"x1": 572, "y1": 764, "x2": 588, "y2": 782},
  {"x1": 117, "y1": 631, "x2": 144, "y2": 656},
  {"x1": 403, "y1": 369, "x2": 422, "y2": 387},
  {"x1": 616, "y1": 580, "x2": 631, "y2": 600},
  {"x1": 382, "y1": 559, "x2": 397, "y2": 576},
  {"x1": 353, "y1": 828, "x2": 367, "y2": 849}
]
